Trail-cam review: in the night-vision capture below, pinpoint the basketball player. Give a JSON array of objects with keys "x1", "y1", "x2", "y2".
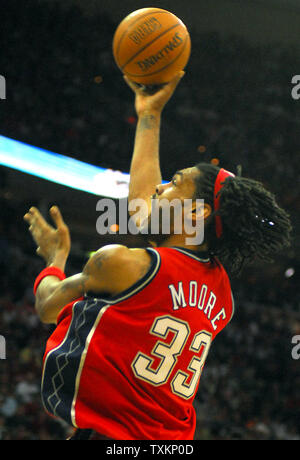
[{"x1": 24, "y1": 72, "x2": 292, "y2": 440}]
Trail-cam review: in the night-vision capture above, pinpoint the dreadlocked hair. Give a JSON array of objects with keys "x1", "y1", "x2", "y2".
[{"x1": 194, "y1": 163, "x2": 293, "y2": 277}]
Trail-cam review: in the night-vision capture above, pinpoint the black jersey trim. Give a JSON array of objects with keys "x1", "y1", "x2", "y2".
[
  {"x1": 171, "y1": 246, "x2": 211, "y2": 263},
  {"x1": 228, "y1": 291, "x2": 235, "y2": 324},
  {"x1": 41, "y1": 299, "x2": 111, "y2": 426}
]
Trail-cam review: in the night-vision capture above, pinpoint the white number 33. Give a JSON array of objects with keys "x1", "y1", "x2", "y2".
[{"x1": 131, "y1": 315, "x2": 212, "y2": 399}]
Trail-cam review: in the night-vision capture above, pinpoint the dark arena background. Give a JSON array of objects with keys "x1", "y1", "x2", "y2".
[{"x1": 0, "y1": 0, "x2": 300, "y2": 440}]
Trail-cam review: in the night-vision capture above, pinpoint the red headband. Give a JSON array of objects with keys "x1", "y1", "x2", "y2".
[{"x1": 214, "y1": 168, "x2": 235, "y2": 238}]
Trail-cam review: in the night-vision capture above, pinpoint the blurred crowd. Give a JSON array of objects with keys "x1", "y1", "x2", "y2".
[{"x1": 0, "y1": 0, "x2": 299, "y2": 440}]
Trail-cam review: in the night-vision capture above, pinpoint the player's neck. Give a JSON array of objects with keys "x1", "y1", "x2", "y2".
[{"x1": 151, "y1": 234, "x2": 209, "y2": 252}]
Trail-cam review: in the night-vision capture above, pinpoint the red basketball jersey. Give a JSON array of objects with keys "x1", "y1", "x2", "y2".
[{"x1": 41, "y1": 247, "x2": 234, "y2": 440}]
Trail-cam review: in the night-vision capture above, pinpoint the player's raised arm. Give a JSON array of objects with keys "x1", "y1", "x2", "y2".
[{"x1": 124, "y1": 72, "x2": 185, "y2": 221}]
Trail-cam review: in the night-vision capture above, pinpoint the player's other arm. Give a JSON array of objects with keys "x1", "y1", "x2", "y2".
[
  {"x1": 24, "y1": 206, "x2": 151, "y2": 324},
  {"x1": 35, "y1": 245, "x2": 151, "y2": 324},
  {"x1": 124, "y1": 72, "x2": 185, "y2": 221}
]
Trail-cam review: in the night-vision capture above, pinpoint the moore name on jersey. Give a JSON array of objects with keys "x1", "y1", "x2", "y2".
[{"x1": 168, "y1": 281, "x2": 227, "y2": 331}]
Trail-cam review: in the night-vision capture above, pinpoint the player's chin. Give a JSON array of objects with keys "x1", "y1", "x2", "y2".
[
  {"x1": 139, "y1": 228, "x2": 172, "y2": 246},
  {"x1": 137, "y1": 214, "x2": 175, "y2": 245}
]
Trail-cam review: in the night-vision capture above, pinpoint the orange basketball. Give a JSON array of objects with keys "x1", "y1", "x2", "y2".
[{"x1": 112, "y1": 7, "x2": 191, "y2": 85}]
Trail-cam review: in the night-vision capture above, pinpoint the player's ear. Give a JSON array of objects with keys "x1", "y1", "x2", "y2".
[{"x1": 190, "y1": 202, "x2": 211, "y2": 224}]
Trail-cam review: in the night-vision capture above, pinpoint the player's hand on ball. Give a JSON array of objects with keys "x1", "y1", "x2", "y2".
[
  {"x1": 24, "y1": 206, "x2": 71, "y2": 265},
  {"x1": 124, "y1": 71, "x2": 185, "y2": 116}
]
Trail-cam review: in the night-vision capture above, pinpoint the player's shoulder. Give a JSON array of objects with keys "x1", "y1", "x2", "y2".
[
  {"x1": 87, "y1": 244, "x2": 152, "y2": 273},
  {"x1": 84, "y1": 244, "x2": 153, "y2": 296}
]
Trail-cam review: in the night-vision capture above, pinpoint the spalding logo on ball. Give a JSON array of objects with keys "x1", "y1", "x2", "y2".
[{"x1": 113, "y1": 7, "x2": 191, "y2": 85}]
